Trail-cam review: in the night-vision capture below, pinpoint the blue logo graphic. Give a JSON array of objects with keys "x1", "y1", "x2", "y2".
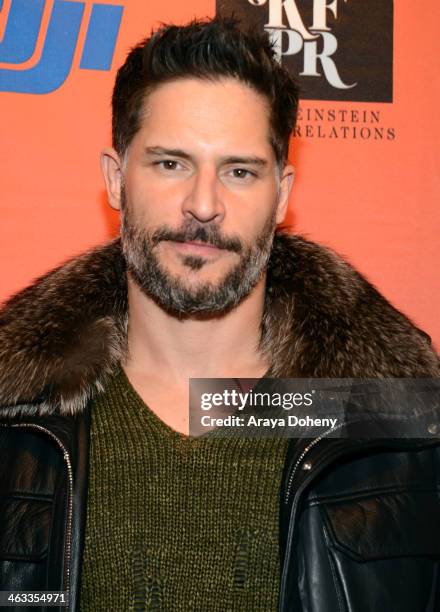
[{"x1": 0, "y1": 0, "x2": 124, "y2": 94}]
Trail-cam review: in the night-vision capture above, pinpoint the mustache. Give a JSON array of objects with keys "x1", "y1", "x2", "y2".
[{"x1": 150, "y1": 223, "x2": 243, "y2": 254}]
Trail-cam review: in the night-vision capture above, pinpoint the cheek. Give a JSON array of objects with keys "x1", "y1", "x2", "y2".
[
  {"x1": 125, "y1": 182, "x2": 181, "y2": 227},
  {"x1": 225, "y1": 184, "x2": 278, "y2": 233}
]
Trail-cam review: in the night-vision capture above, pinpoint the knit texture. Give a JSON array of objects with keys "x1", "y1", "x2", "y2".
[{"x1": 80, "y1": 368, "x2": 289, "y2": 611}]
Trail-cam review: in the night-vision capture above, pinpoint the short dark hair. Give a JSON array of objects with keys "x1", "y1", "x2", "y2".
[{"x1": 112, "y1": 17, "x2": 299, "y2": 167}]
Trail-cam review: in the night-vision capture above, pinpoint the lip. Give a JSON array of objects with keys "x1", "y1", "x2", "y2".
[{"x1": 170, "y1": 240, "x2": 225, "y2": 257}]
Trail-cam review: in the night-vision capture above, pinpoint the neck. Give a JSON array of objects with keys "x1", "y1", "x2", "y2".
[{"x1": 122, "y1": 272, "x2": 269, "y2": 384}]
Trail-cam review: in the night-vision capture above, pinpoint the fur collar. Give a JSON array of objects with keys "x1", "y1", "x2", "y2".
[{"x1": 0, "y1": 232, "x2": 438, "y2": 416}]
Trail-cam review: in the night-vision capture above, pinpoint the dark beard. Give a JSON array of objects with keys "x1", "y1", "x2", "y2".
[{"x1": 120, "y1": 193, "x2": 277, "y2": 317}]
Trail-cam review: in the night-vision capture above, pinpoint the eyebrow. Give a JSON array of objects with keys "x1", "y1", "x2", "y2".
[
  {"x1": 145, "y1": 146, "x2": 192, "y2": 160},
  {"x1": 222, "y1": 156, "x2": 268, "y2": 167},
  {"x1": 144, "y1": 146, "x2": 268, "y2": 167}
]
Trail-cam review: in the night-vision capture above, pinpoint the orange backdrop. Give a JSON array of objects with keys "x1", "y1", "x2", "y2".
[{"x1": 1, "y1": 0, "x2": 439, "y2": 348}]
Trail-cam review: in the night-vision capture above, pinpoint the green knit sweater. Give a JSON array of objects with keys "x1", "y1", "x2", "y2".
[{"x1": 80, "y1": 367, "x2": 288, "y2": 611}]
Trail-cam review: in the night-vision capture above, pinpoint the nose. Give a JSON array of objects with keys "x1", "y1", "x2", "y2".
[{"x1": 182, "y1": 165, "x2": 225, "y2": 223}]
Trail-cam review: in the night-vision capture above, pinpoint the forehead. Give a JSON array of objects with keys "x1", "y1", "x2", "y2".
[{"x1": 131, "y1": 77, "x2": 274, "y2": 158}]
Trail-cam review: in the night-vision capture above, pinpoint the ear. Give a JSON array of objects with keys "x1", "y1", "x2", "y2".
[
  {"x1": 275, "y1": 164, "x2": 295, "y2": 224},
  {"x1": 101, "y1": 148, "x2": 123, "y2": 211}
]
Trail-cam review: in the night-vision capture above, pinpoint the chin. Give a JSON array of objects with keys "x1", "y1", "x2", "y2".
[{"x1": 168, "y1": 254, "x2": 230, "y2": 277}]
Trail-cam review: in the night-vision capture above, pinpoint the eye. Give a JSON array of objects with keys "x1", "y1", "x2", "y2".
[
  {"x1": 229, "y1": 168, "x2": 257, "y2": 180},
  {"x1": 156, "y1": 160, "x2": 181, "y2": 171}
]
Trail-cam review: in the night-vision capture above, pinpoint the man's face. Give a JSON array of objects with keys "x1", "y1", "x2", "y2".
[{"x1": 103, "y1": 77, "x2": 293, "y2": 316}]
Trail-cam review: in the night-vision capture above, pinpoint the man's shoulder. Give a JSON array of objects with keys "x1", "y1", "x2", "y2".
[
  {"x1": 265, "y1": 232, "x2": 439, "y2": 378},
  {"x1": 0, "y1": 239, "x2": 127, "y2": 417}
]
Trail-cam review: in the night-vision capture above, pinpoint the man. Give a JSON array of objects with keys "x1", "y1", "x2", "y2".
[{"x1": 0, "y1": 17, "x2": 439, "y2": 612}]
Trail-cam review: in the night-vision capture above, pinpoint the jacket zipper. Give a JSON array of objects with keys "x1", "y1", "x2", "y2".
[
  {"x1": 8, "y1": 423, "x2": 73, "y2": 600},
  {"x1": 279, "y1": 422, "x2": 347, "y2": 610},
  {"x1": 284, "y1": 421, "x2": 346, "y2": 504}
]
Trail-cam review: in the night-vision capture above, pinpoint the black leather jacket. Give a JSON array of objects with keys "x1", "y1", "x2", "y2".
[
  {"x1": 1, "y1": 396, "x2": 439, "y2": 612},
  {"x1": 0, "y1": 411, "x2": 89, "y2": 612}
]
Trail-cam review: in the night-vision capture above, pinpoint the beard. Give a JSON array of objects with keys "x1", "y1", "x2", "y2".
[{"x1": 120, "y1": 191, "x2": 277, "y2": 317}]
